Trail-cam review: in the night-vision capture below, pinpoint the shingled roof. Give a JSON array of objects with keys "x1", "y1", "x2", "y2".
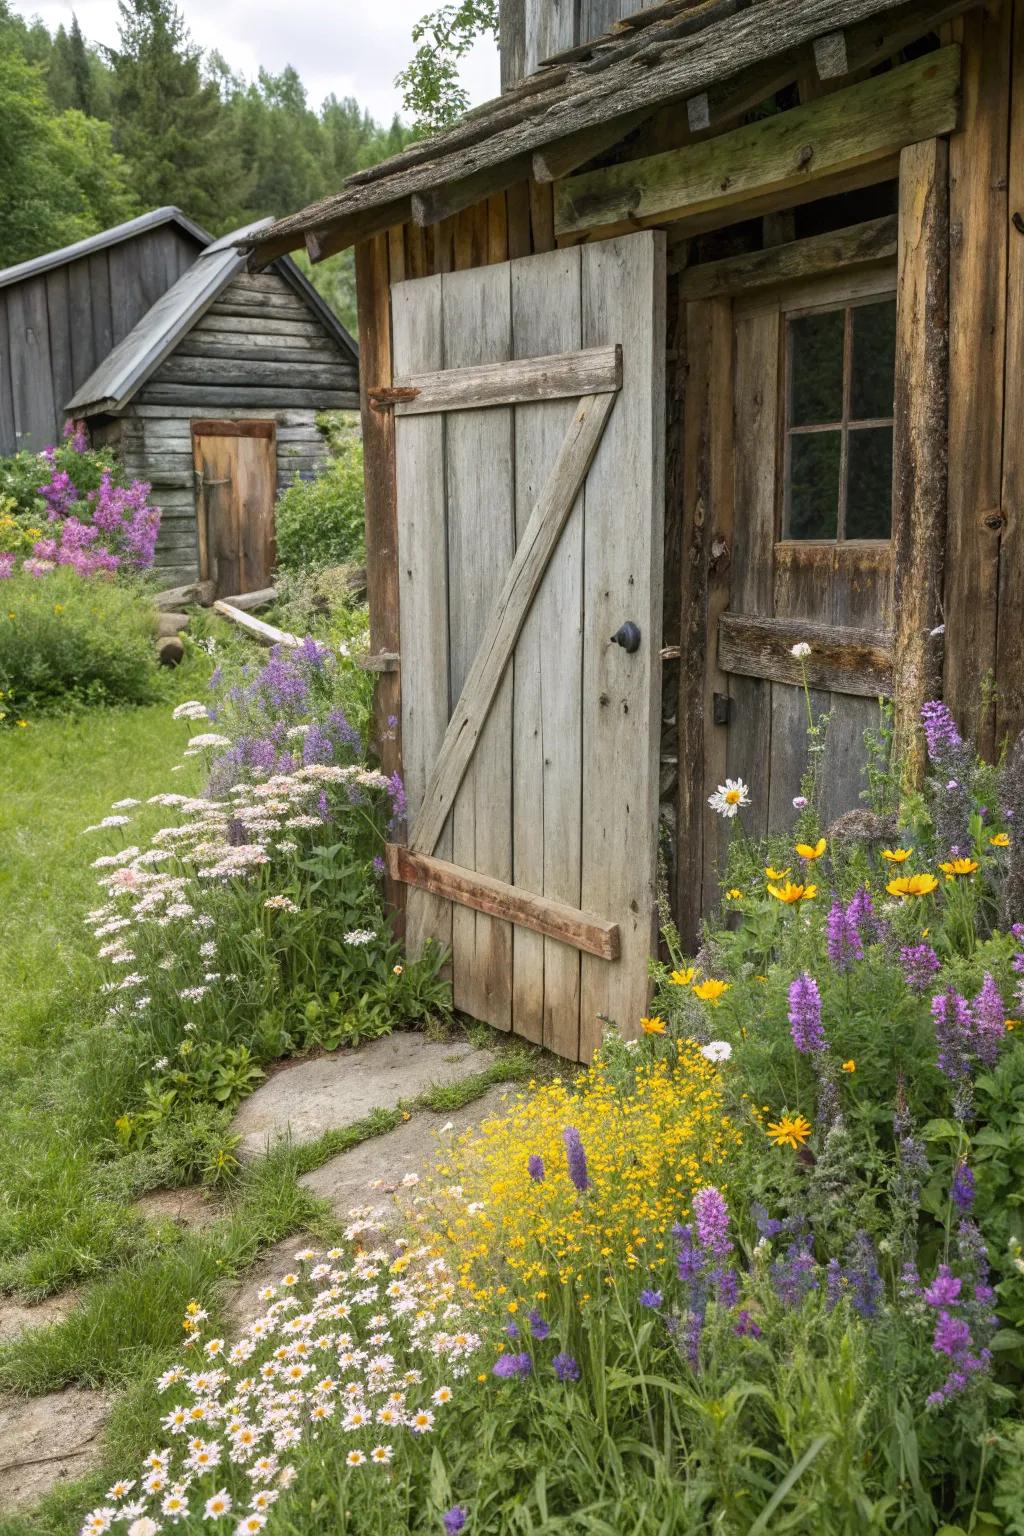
[{"x1": 245, "y1": 0, "x2": 974, "y2": 266}]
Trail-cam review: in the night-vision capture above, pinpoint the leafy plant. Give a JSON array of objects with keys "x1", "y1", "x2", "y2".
[{"x1": 274, "y1": 435, "x2": 366, "y2": 574}]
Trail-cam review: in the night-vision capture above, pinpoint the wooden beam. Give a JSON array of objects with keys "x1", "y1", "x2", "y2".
[
  {"x1": 995, "y1": 3, "x2": 1024, "y2": 750},
  {"x1": 305, "y1": 200, "x2": 412, "y2": 262},
  {"x1": 411, "y1": 155, "x2": 533, "y2": 227},
  {"x1": 680, "y1": 215, "x2": 897, "y2": 299},
  {"x1": 718, "y1": 612, "x2": 894, "y2": 696},
  {"x1": 532, "y1": 109, "x2": 653, "y2": 183},
  {"x1": 386, "y1": 844, "x2": 621, "y2": 961},
  {"x1": 410, "y1": 390, "x2": 617, "y2": 856},
  {"x1": 891, "y1": 139, "x2": 949, "y2": 785},
  {"x1": 555, "y1": 48, "x2": 961, "y2": 239},
  {"x1": 813, "y1": 30, "x2": 849, "y2": 79},
  {"x1": 212, "y1": 602, "x2": 300, "y2": 647},
  {"x1": 394, "y1": 344, "x2": 621, "y2": 415}
]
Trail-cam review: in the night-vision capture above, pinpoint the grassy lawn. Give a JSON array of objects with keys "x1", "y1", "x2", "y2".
[{"x1": 0, "y1": 676, "x2": 535, "y2": 1535}]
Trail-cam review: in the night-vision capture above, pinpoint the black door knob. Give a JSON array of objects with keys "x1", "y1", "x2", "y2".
[{"x1": 610, "y1": 621, "x2": 642, "y2": 654}]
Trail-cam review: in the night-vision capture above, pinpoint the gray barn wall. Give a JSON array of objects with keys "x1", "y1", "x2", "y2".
[
  {"x1": 100, "y1": 269, "x2": 359, "y2": 586},
  {"x1": 499, "y1": 0, "x2": 647, "y2": 86},
  {"x1": 0, "y1": 224, "x2": 201, "y2": 455}
]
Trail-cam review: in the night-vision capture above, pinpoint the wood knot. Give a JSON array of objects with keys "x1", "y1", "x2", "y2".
[
  {"x1": 796, "y1": 144, "x2": 815, "y2": 170},
  {"x1": 980, "y1": 509, "x2": 1005, "y2": 534}
]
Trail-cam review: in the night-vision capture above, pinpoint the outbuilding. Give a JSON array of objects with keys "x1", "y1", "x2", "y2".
[
  {"x1": 245, "y1": 0, "x2": 1023, "y2": 1059},
  {"x1": 0, "y1": 210, "x2": 359, "y2": 591}
]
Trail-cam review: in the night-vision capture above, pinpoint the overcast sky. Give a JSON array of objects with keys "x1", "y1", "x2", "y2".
[{"x1": 10, "y1": 0, "x2": 501, "y2": 123}]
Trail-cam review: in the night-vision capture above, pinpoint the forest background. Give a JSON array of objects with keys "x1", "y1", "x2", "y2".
[{"x1": 0, "y1": 0, "x2": 433, "y2": 331}]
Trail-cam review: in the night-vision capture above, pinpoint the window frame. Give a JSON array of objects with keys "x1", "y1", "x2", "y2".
[{"x1": 735, "y1": 266, "x2": 898, "y2": 548}]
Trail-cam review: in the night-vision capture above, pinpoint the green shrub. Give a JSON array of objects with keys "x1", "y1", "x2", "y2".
[
  {"x1": 0, "y1": 565, "x2": 158, "y2": 716},
  {"x1": 274, "y1": 435, "x2": 365, "y2": 573}
]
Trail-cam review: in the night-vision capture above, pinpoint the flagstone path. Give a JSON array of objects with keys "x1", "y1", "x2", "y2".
[{"x1": 0, "y1": 1388, "x2": 111, "y2": 1512}]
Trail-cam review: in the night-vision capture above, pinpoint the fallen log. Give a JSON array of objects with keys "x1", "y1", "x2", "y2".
[{"x1": 212, "y1": 601, "x2": 300, "y2": 648}]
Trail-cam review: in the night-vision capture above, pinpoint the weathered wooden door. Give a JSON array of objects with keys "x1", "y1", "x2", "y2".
[
  {"x1": 694, "y1": 267, "x2": 897, "y2": 911},
  {"x1": 192, "y1": 420, "x2": 276, "y2": 596},
  {"x1": 386, "y1": 233, "x2": 665, "y2": 1062}
]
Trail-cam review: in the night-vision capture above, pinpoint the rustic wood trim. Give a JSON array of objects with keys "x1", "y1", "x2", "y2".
[
  {"x1": 394, "y1": 344, "x2": 622, "y2": 415},
  {"x1": 410, "y1": 390, "x2": 617, "y2": 857},
  {"x1": 368, "y1": 386, "x2": 421, "y2": 412},
  {"x1": 411, "y1": 154, "x2": 534, "y2": 227},
  {"x1": 891, "y1": 138, "x2": 949, "y2": 784},
  {"x1": 718, "y1": 611, "x2": 894, "y2": 696},
  {"x1": 679, "y1": 216, "x2": 898, "y2": 300},
  {"x1": 532, "y1": 109, "x2": 654, "y2": 183},
  {"x1": 191, "y1": 419, "x2": 276, "y2": 439},
  {"x1": 386, "y1": 844, "x2": 621, "y2": 961},
  {"x1": 306, "y1": 201, "x2": 413, "y2": 263},
  {"x1": 554, "y1": 48, "x2": 961, "y2": 239},
  {"x1": 356, "y1": 233, "x2": 405, "y2": 925},
  {"x1": 357, "y1": 652, "x2": 401, "y2": 673},
  {"x1": 995, "y1": 0, "x2": 1024, "y2": 749},
  {"x1": 813, "y1": 30, "x2": 849, "y2": 79}
]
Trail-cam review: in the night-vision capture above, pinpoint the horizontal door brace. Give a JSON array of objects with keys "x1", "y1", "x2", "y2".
[{"x1": 386, "y1": 845, "x2": 620, "y2": 961}]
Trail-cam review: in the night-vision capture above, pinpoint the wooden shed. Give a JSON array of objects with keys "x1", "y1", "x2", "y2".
[
  {"x1": 66, "y1": 220, "x2": 359, "y2": 591},
  {"x1": 246, "y1": 0, "x2": 1024, "y2": 1060},
  {"x1": 0, "y1": 207, "x2": 209, "y2": 456}
]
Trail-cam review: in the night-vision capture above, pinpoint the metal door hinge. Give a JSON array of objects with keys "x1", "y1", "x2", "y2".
[{"x1": 713, "y1": 692, "x2": 732, "y2": 726}]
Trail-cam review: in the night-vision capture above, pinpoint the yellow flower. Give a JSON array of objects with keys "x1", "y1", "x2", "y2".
[
  {"x1": 52, "y1": 603, "x2": 64, "y2": 615},
  {"x1": 795, "y1": 838, "x2": 827, "y2": 860},
  {"x1": 668, "y1": 968, "x2": 696, "y2": 987},
  {"x1": 938, "y1": 858, "x2": 979, "y2": 878},
  {"x1": 765, "y1": 866, "x2": 791, "y2": 881},
  {"x1": 393, "y1": 964, "x2": 404, "y2": 975},
  {"x1": 881, "y1": 848, "x2": 913, "y2": 863},
  {"x1": 640, "y1": 1015, "x2": 667, "y2": 1035},
  {"x1": 841, "y1": 1060, "x2": 856, "y2": 1073},
  {"x1": 990, "y1": 832, "x2": 1011, "y2": 848},
  {"x1": 726, "y1": 888, "x2": 743, "y2": 900},
  {"x1": 692, "y1": 978, "x2": 730, "y2": 1004},
  {"x1": 1006, "y1": 1019, "x2": 1020, "y2": 1032},
  {"x1": 767, "y1": 1114, "x2": 812, "y2": 1150},
  {"x1": 768, "y1": 880, "x2": 817, "y2": 904},
  {"x1": 886, "y1": 873, "x2": 939, "y2": 898},
  {"x1": 16, "y1": 719, "x2": 27, "y2": 728}
]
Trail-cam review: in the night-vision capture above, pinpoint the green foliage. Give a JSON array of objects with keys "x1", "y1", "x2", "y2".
[
  {"x1": 396, "y1": 0, "x2": 498, "y2": 131},
  {"x1": 274, "y1": 435, "x2": 366, "y2": 573},
  {"x1": 0, "y1": 565, "x2": 158, "y2": 717}
]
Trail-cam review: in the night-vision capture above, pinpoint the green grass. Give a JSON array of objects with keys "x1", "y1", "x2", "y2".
[{"x1": 0, "y1": 668, "x2": 542, "y2": 1533}]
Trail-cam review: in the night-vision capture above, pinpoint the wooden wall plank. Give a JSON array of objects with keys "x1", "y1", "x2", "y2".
[
  {"x1": 995, "y1": 0, "x2": 1024, "y2": 749},
  {"x1": 944, "y1": 4, "x2": 1011, "y2": 754},
  {"x1": 579, "y1": 231, "x2": 665, "y2": 1056},
  {"x1": 510, "y1": 246, "x2": 584, "y2": 1054},
  {"x1": 6, "y1": 278, "x2": 57, "y2": 451},
  {"x1": 355, "y1": 235, "x2": 405, "y2": 927},
  {"x1": 727, "y1": 307, "x2": 777, "y2": 839},
  {"x1": 891, "y1": 138, "x2": 949, "y2": 782},
  {"x1": 0, "y1": 300, "x2": 17, "y2": 454},
  {"x1": 443, "y1": 262, "x2": 515, "y2": 1029},
  {"x1": 679, "y1": 215, "x2": 898, "y2": 300}
]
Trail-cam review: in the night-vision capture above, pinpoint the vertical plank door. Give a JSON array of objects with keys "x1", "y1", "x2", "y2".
[
  {"x1": 389, "y1": 231, "x2": 665, "y2": 1061},
  {"x1": 192, "y1": 421, "x2": 277, "y2": 597}
]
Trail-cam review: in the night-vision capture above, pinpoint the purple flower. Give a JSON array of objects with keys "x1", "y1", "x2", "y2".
[
  {"x1": 681, "y1": 1313, "x2": 702, "y2": 1370},
  {"x1": 921, "y1": 700, "x2": 963, "y2": 761},
  {"x1": 373, "y1": 854, "x2": 386, "y2": 876},
  {"x1": 951, "y1": 1162, "x2": 975, "y2": 1213},
  {"x1": 845, "y1": 1231, "x2": 883, "y2": 1318},
  {"x1": 973, "y1": 974, "x2": 1005, "y2": 1066},
  {"x1": 901, "y1": 943, "x2": 941, "y2": 993},
  {"x1": 848, "y1": 885, "x2": 885, "y2": 944},
  {"x1": 734, "y1": 1310, "x2": 761, "y2": 1339},
  {"x1": 639, "y1": 1289, "x2": 663, "y2": 1310},
  {"x1": 692, "y1": 1186, "x2": 732, "y2": 1259},
  {"x1": 923, "y1": 1264, "x2": 962, "y2": 1309},
  {"x1": 386, "y1": 770, "x2": 407, "y2": 828},
  {"x1": 933, "y1": 1310, "x2": 972, "y2": 1358},
  {"x1": 442, "y1": 1508, "x2": 467, "y2": 1534},
  {"x1": 675, "y1": 1224, "x2": 702, "y2": 1285},
  {"x1": 527, "y1": 1309, "x2": 550, "y2": 1341},
  {"x1": 788, "y1": 972, "x2": 826, "y2": 1054},
  {"x1": 711, "y1": 1266, "x2": 739, "y2": 1308},
  {"x1": 527, "y1": 1154, "x2": 545, "y2": 1183},
  {"x1": 0, "y1": 553, "x2": 14, "y2": 579},
  {"x1": 793, "y1": 796, "x2": 808, "y2": 810},
  {"x1": 492, "y1": 1352, "x2": 532, "y2": 1379},
  {"x1": 931, "y1": 989, "x2": 975, "y2": 1107},
  {"x1": 327, "y1": 707, "x2": 361, "y2": 750},
  {"x1": 825, "y1": 1257, "x2": 844, "y2": 1311},
  {"x1": 552, "y1": 1353, "x2": 581, "y2": 1383},
  {"x1": 563, "y1": 1127, "x2": 589, "y2": 1193},
  {"x1": 771, "y1": 1239, "x2": 819, "y2": 1309},
  {"x1": 827, "y1": 897, "x2": 864, "y2": 972},
  {"x1": 503, "y1": 1320, "x2": 519, "y2": 1339}
]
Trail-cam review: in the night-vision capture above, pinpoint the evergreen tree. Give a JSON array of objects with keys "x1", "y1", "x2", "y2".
[{"x1": 109, "y1": 0, "x2": 238, "y2": 227}]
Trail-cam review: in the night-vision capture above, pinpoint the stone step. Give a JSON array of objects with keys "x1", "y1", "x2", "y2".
[{"x1": 0, "y1": 1388, "x2": 110, "y2": 1511}]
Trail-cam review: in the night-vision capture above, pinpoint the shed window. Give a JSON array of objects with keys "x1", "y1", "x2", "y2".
[{"x1": 782, "y1": 295, "x2": 896, "y2": 541}]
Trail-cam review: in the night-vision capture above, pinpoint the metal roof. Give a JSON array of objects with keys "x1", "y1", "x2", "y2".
[
  {"x1": 66, "y1": 219, "x2": 358, "y2": 418},
  {"x1": 0, "y1": 207, "x2": 211, "y2": 292}
]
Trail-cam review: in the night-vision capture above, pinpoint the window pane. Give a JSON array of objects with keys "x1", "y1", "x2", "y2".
[
  {"x1": 787, "y1": 431, "x2": 841, "y2": 539},
  {"x1": 846, "y1": 426, "x2": 893, "y2": 538},
  {"x1": 788, "y1": 310, "x2": 844, "y2": 425},
  {"x1": 850, "y1": 299, "x2": 896, "y2": 420}
]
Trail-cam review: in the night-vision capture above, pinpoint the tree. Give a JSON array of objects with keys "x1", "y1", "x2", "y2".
[
  {"x1": 395, "y1": 0, "x2": 498, "y2": 131},
  {"x1": 108, "y1": 0, "x2": 239, "y2": 227},
  {"x1": 48, "y1": 15, "x2": 96, "y2": 114}
]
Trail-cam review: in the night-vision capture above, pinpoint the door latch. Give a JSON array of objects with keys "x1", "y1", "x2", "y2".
[
  {"x1": 610, "y1": 621, "x2": 642, "y2": 654},
  {"x1": 713, "y1": 692, "x2": 732, "y2": 726}
]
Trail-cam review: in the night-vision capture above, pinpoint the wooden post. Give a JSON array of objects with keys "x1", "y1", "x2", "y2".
[
  {"x1": 891, "y1": 138, "x2": 950, "y2": 785},
  {"x1": 355, "y1": 232, "x2": 405, "y2": 928}
]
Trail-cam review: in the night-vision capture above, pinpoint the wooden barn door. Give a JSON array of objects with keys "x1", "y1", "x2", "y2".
[
  {"x1": 386, "y1": 232, "x2": 665, "y2": 1062},
  {"x1": 693, "y1": 266, "x2": 899, "y2": 913},
  {"x1": 192, "y1": 420, "x2": 277, "y2": 596}
]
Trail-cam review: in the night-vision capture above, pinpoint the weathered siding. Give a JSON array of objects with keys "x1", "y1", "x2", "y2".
[
  {"x1": 500, "y1": 0, "x2": 648, "y2": 85},
  {"x1": 0, "y1": 224, "x2": 200, "y2": 454}
]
